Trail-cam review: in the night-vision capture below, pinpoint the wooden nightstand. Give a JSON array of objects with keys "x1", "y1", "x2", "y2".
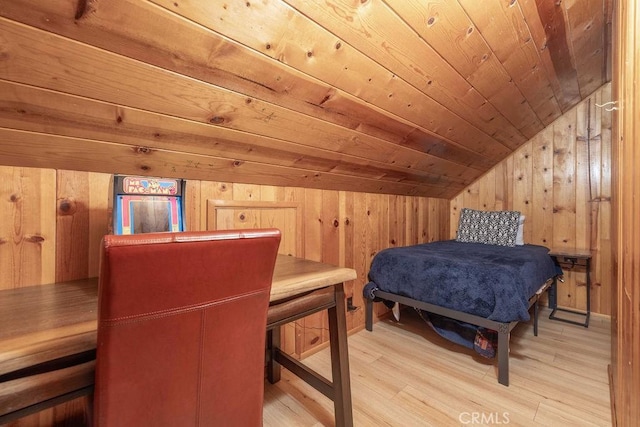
[{"x1": 548, "y1": 249, "x2": 591, "y2": 327}]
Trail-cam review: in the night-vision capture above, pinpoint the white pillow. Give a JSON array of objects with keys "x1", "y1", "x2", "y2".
[{"x1": 516, "y1": 215, "x2": 525, "y2": 245}]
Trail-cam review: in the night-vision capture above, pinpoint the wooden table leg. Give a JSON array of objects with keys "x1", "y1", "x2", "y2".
[
  {"x1": 266, "y1": 327, "x2": 281, "y2": 384},
  {"x1": 327, "y1": 283, "x2": 353, "y2": 427}
]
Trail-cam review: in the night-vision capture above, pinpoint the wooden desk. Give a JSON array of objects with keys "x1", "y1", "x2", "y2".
[{"x1": 0, "y1": 254, "x2": 356, "y2": 426}]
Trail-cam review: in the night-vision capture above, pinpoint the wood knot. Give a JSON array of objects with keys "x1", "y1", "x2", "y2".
[
  {"x1": 209, "y1": 116, "x2": 225, "y2": 125},
  {"x1": 232, "y1": 160, "x2": 244, "y2": 167},
  {"x1": 333, "y1": 219, "x2": 339, "y2": 228},
  {"x1": 58, "y1": 198, "x2": 77, "y2": 215},
  {"x1": 75, "y1": 0, "x2": 88, "y2": 20},
  {"x1": 25, "y1": 235, "x2": 45, "y2": 244},
  {"x1": 9, "y1": 194, "x2": 20, "y2": 203},
  {"x1": 135, "y1": 146, "x2": 152, "y2": 154}
]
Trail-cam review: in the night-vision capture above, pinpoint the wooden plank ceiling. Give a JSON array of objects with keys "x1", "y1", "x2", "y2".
[{"x1": 0, "y1": 0, "x2": 611, "y2": 198}]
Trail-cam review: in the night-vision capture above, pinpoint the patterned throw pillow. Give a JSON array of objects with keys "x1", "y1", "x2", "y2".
[{"x1": 456, "y1": 208, "x2": 521, "y2": 247}]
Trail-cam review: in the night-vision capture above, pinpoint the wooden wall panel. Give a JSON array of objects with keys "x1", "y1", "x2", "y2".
[
  {"x1": 0, "y1": 167, "x2": 56, "y2": 289},
  {"x1": 0, "y1": 163, "x2": 449, "y2": 361},
  {"x1": 531, "y1": 127, "x2": 555, "y2": 246},
  {"x1": 450, "y1": 83, "x2": 613, "y2": 315},
  {"x1": 611, "y1": 0, "x2": 640, "y2": 423},
  {"x1": 553, "y1": 111, "x2": 580, "y2": 308},
  {"x1": 55, "y1": 171, "x2": 111, "y2": 282}
]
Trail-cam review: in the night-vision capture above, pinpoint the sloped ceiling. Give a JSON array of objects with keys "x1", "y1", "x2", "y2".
[{"x1": 0, "y1": 0, "x2": 612, "y2": 198}]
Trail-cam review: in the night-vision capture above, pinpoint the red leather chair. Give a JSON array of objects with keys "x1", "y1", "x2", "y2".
[{"x1": 94, "y1": 229, "x2": 281, "y2": 427}]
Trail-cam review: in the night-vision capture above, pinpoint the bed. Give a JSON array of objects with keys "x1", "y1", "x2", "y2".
[{"x1": 363, "y1": 209, "x2": 561, "y2": 386}]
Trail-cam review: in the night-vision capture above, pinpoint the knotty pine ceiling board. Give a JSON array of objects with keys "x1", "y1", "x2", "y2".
[
  {"x1": 2, "y1": 0, "x2": 495, "y2": 172},
  {"x1": 517, "y1": 0, "x2": 574, "y2": 112},
  {"x1": 153, "y1": 0, "x2": 512, "y2": 159},
  {"x1": 0, "y1": 81, "x2": 472, "y2": 189},
  {"x1": 564, "y1": 0, "x2": 607, "y2": 98},
  {"x1": 281, "y1": 0, "x2": 523, "y2": 150},
  {"x1": 0, "y1": 0, "x2": 612, "y2": 199},
  {"x1": 458, "y1": 0, "x2": 561, "y2": 127},
  {"x1": 387, "y1": 1, "x2": 527, "y2": 140},
  {"x1": 0, "y1": 17, "x2": 477, "y2": 186},
  {"x1": 527, "y1": 0, "x2": 584, "y2": 109}
]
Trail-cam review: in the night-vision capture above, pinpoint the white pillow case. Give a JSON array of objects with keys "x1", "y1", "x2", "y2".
[{"x1": 516, "y1": 215, "x2": 525, "y2": 245}]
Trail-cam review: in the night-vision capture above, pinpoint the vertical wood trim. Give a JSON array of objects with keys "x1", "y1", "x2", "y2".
[
  {"x1": 184, "y1": 179, "x2": 201, "y2": 232},
  {"x1": 352, "y1": 192, "x2": 369, "y2": 327},
  {"x1": 56, "y1": 171, "x2": 90, "y2": 282},
  {"x1": 87, "y1": 173, "x2": 111, "y2": 278},
  {"x1": 611, "y1": 0, "x2": 640, "y2": 423}
]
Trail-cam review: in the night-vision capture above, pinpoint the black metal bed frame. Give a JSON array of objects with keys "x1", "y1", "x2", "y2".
[{"x1": 364, "y1": 278, "x2": 555, "y2": 386}]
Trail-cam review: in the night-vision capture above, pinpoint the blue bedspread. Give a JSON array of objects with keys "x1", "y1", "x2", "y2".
[{"x1": 366, "y1": 240, "x2": 559, "y2": 323}]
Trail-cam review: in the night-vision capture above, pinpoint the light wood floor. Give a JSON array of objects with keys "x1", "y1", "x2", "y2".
[{"x1": 263, "y1": 307, "x2": 611, "y2": 426}]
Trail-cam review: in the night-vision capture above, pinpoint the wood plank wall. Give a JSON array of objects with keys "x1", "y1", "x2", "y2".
[
  {"x1": 0, "y1": 169, "x2": 112, "y2": 287},
  {"x1": 450, "y1": 83, "x2": 613, "y2": 316},
  {"x1": 0, "y1": 167, "x2": 450, "y2": 333}
]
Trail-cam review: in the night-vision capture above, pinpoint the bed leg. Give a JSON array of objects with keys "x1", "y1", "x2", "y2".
[
  {"x1": 497, "y1": 328, "x2": 509, "y2": 386},
  {"x1": 365, "y1": 298, "x2": 373, "y2": 331},
  {"x1": 533, "y1": 298, "x2": 539, "y2": 337}
]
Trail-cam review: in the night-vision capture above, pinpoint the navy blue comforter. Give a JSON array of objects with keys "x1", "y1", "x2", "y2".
[{"x1": 366, "y1": 240, "x2": 559, "y2": 323}]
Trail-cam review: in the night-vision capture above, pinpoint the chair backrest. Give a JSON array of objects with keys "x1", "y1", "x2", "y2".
[{"x1": 94, "y1": 229, "x2": 281, "y2": 427}]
